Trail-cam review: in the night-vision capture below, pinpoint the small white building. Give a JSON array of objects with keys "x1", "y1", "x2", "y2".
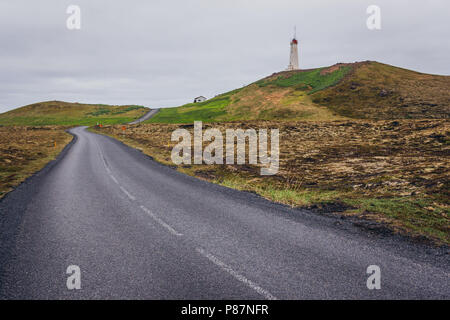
[{"x1": 193, "y1": 96, "x2": 206, "y2": 103}]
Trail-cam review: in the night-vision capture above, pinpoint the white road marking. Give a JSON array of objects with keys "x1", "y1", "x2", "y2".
[
  {"x1": 110, "y1": 175, "x2": 119, "y2": 184},
  {"x1": 95, "y1": 140, "x2": 111, "y2": 173},
  {"x1": 120, "y1": 186, "x2": 136, "y2": 201},
  {"x1": 96, "y1": 137, "x2": 137, "y2": 202},
  {"x1": 140, "y1": 205, "x2": 183, "y2": 236},
  {"x1": 102, "y1": 156, "x2": 110, "y2": 173},
  {"x1": 195, "y1": 248, "x2": 278, "y2": 300}
]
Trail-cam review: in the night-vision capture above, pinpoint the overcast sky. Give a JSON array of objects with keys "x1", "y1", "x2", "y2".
[{"x1": 0, "y1": 0, "x2": 449, "y2": 113}]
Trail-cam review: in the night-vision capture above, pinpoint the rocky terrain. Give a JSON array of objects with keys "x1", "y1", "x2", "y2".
[{"x1": 0, "y1": 126, "x2": 72, "y2": 198}]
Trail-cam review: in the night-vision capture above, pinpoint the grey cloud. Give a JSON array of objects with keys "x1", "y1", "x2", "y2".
[{"x1": 0, "y1": 0, "x2": 449, "y2": 112}]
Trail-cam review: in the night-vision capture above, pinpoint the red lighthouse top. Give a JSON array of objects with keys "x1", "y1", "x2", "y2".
[{"x1": 291, "y1": 38, "x2": 298, "y2": 44}]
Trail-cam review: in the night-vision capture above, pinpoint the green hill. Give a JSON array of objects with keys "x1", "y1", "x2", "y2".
[
  {"x1": 0, "y1": 101, "x2": 149, "y2": 126},
  {"x1": 2, "y1": 62, "x2": 448, "y2": 125},
  {"x1": 147, "y1": 61, "x2": 450, "y2": 123}
]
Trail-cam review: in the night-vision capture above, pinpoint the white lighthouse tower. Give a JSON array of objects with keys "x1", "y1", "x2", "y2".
[{"x1": 286, "y1": 28, "x2": 299, "y2": 71}]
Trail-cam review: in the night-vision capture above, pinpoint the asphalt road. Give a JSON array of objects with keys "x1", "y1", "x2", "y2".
[
  {"x1": 0, "y1": 127, "x2": 448, "y2": 299},
  {"x1": 128, "y1": 108, "x2": 160, "y2": 124}
]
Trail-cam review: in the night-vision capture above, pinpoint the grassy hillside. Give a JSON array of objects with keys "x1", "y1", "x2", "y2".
[
  {"x1": 146, "y1": 88, "x2": 244, "y2": 124},
  {"x1": 312, "y1": 62, "x2": 450, "y2": 119},
  {"x1": 148, "y1": 61, "x2": 450, "y2": 123},
  {"x1": 0, "y1": 101, "x2": 149, "y2": 126}
]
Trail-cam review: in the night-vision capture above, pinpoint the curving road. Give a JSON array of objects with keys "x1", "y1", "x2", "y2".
[
  {"x1": 0, "y1": 126, "x2": 448, "y2": 299},
  {"x1": 128, "y1": 108, "x2": 160, "y2": 124}
]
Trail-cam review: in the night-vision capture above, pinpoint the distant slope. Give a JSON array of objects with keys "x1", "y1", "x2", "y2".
[
  {"x1": 0, "y1": 101, "x2": 149, "y2": 126},
  {"x1": 147, "y1": 61, "x2": 450, "y2": 123},
  {"x1": 128, "y1": 108, "x2": 160, "y2": 124}
]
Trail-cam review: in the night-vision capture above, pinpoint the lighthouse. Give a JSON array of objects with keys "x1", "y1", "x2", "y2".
[{"x1": 286, "y1": 29, "x2": 299, "y2": 71}]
